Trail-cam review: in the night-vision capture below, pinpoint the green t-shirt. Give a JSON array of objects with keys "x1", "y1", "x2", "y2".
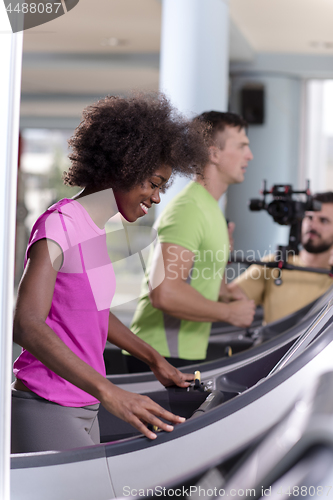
[{"x1": 129, "y1": 181, "x2": 229, "y2": 360}]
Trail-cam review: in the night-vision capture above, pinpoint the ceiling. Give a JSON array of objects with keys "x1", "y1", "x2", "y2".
[
  {"x1": 20, "y1": 0, "x2": 333, "y2": 127},
  {"x1": 230, "y1": 0, "x2": 333, "y2": 54},
  {"x1": 22, "y1": 0, "x2": 162, "y2": 54}
]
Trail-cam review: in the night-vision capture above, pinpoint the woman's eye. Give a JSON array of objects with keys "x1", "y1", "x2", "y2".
[{"x1": 150, "y1": 181, "x2": 168, "y2": 193}]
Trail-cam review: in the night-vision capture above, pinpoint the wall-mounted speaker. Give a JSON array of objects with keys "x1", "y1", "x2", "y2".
[{"x1": 241, "y1": 86, "x2": 265, "y2": 125}]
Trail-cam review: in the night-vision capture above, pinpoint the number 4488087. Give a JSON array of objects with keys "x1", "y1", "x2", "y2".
[
  {"x1": 277, "y1": 486, "x2": 333, "y2": 496},
  {"x1": 6, "y1": 3, "x2": 62, "y2": 14}
]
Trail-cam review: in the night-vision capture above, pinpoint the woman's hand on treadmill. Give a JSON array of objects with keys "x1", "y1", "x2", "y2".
[
  {"x1": 149, "y1": 356, "x2": 195, "y2": 388},
  {"x1": 100, "y1": 383, "x2": 185, "y2": 440}
]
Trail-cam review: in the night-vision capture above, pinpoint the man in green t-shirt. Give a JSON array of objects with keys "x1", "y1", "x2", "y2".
[{"x1": 125, "y1": 112, "x2": 256, "y2": 371}]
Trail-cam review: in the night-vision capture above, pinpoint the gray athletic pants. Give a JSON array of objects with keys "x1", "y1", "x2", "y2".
[{"x1": 11, "y1": 388, "x2": 100, "y2": 453}]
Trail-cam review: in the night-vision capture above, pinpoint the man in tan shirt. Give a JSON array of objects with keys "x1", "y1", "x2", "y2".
[{"x1": 227, "y1": 192, "x2": 333, "y2": 324}]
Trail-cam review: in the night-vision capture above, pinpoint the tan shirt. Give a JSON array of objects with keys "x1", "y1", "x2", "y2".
[{"x1": 234, "y1": 254, "x2": 333, "y2": 324}]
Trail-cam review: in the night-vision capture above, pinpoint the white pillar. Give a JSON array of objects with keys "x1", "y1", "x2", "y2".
[
  {"x1": 0, "y1": 4, "x2": 23, "y2": 498},
  {"x1": 303, "y1": 81, "x2": 326, "y2": 193},
  {"x1": 157, "y1": 0, "x2": 230, "y2": 216}
]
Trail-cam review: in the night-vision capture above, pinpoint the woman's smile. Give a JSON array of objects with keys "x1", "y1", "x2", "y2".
[{"x1": 140, "y1": 202, "x2": 150, "y2": 215}]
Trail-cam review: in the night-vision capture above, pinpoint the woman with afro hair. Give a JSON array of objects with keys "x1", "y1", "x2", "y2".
[{"x1": 11, "y1": 93, "x2": 208, "y2": 452}]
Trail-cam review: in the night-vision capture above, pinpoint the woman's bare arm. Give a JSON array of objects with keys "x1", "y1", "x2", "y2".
[
  {"x1": 13, "y1": 239, "x2": 185, "y2": 439},
  {"x1": 107, "y1": 313, "x2": 194, "y2": 387}
]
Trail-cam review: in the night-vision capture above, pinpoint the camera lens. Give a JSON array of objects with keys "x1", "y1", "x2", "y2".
[
  {"x1": 249, "y1": 199, "x2": 264, "y2": 211},
  {"x1": 267, "y1": 200, "x2": 291, "y2": 224}
]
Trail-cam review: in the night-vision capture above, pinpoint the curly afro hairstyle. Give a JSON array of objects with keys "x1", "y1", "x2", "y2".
[{"x1": 64, "y1": 93, "x2": 209, "y2": 191}]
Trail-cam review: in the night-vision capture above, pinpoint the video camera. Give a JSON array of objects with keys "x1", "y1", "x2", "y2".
[
  {"x1": 249, "y1": 180, "x2": 321, "y2": 255},
  {"x1": 228, "y1": 180, "x2": 330, "y2": 286}
]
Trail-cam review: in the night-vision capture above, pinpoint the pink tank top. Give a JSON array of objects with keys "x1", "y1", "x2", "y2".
[{"x1": 13, "y1": 199, "x2": 116, "y2": 406}]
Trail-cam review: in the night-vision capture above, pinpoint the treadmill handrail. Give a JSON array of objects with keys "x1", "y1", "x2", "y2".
[{"x1": 269, "y1": 299, "x2": 333, "y2": 376}]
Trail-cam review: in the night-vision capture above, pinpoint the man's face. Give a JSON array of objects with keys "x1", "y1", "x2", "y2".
[
  {"x1": 213, "y1": 126, "x2": 253, "y2": 185},
  {"x1": 302, "y1": 203, "x2": 333, "y2": 253}
]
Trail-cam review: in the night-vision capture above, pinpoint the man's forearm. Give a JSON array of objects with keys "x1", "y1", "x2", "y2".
[{"x1": 150, "y1": 280, "x2": 232, "y2": 323}]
